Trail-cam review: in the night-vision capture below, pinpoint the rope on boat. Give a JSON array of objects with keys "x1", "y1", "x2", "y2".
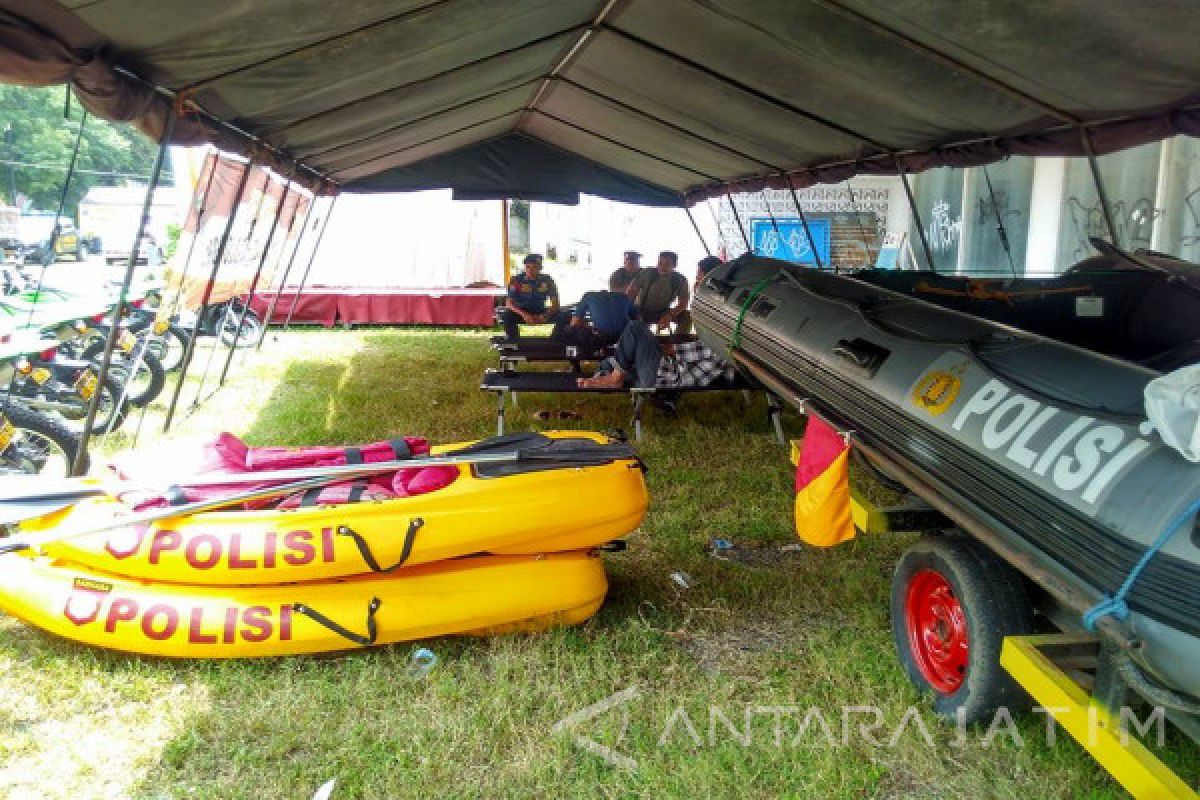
[
  {"x1": 1084, "y1": 496, "x2": 1200, "y2": 631},
  {"x1": 730, "y1": 274, "x2": 778, "y2": 351}
]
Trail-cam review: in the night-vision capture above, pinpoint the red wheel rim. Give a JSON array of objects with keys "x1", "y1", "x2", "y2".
[{"x1": 904, "y1": 569, "x2": 969, "y2": 694}]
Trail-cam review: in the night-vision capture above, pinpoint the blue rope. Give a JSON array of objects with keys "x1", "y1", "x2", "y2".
[{"x1": 1083, "y1": 496, "x2": 1200, "y2": 631}]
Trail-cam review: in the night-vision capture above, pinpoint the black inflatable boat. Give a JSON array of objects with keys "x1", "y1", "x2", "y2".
[{"x1": 694, "y1": 243, "x2": 1200, "y2": 706}]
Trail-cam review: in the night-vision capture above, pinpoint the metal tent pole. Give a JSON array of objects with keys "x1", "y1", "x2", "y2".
[
  {"x1": 761, "y1": 188, "x2": 784, "y2": 242},
  {"x1": 501, "y1": 198, "x2": 511, "y2": 285},
  {"x1": 162, "y1": 159, "x2": 254, "y2": 432},
  {"x1": 160, "y1": 155, "x2": 220, "y2": 321},
  {"x1": 682, "y1": 198, "x2": 712, "y2": 256},
  {"x1": 190, "y1": 165, "x2": 268, "y2": 410},
  {"x1": 129, "y1": 153, "x2": 221, "y2": 446},
  {"x1": 217, "y1": 176, "x2": 291, "y2": 387},
  {"x1": 724, "y1": 188, "x2": 751, "y2": 253},
  {"x1": 21, "y1": 108, "x2": 88, "y2": 333},
  {"x1": 1080, "y1": 127, "x2": 1122, "y2": 248},
  {"x1": 896, "y1": 161, "x2": 936, "y2": 271},
  {"x1": 784, "y1": 175, "x2": 824, "y2": 269},
  {"x1": 72, "y1": 112, "x2": 173, "y2": 474},
  {"x1": 281, "y1": 194, "x2": 337, "y2": 332},
  {"x1": 981, "y1": 164, "x2": 1018, "y2": 277},
  {"x1": 843, "y1": 183, "x2": 875, "y2": 271},
  {"x1": 254, "y1": 190, "x2": 316, "y2": 350}
]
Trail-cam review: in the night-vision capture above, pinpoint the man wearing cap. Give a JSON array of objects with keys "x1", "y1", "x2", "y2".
[
  {"x1": 500, "y1": 253, "x2": 561, "y2": 340},
  {"x1": 609, "y1": 250, "x2": 644, "y2": 293},
  {"x1": 627, "y1": 250, "x2": 691, "y2": 334}
]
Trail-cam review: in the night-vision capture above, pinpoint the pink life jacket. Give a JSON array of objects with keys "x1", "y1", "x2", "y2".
[
  {"x1": 246, "y1": 437, "x2": 429, "y2": 470},
  {"x1": 272, "y1": 464, "x2": 459, "y2": 508},
  {"x1": 127, "y1": 433, "x2": 455, "y2": 511}
]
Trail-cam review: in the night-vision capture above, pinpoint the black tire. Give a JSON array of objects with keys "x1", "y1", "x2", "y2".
[
  {"x1": 82, "y1": 340, "x2": 167, "y2": 407},
  {"x1": 219, "y1": 309, "x2": 262, "y2": 349},
  {"x1": 157, "y1": 324, "x2": 189, "y2": 372},
  {"x1": 891, "y1": 532, "x2": 1033, "y2": 724},
  {"x1": 0, "y1": 400, "x2": 87, "y2": 476},
  {"x1": 56, "y1": 374, "x2": 128, "y2": 433}
]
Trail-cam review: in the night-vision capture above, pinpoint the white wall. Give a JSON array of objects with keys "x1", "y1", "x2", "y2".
[
  {"x1": 529, "y1": 195, "x2": 715, "y2": 302},
  {"x1": 301, "y1": 192, "x2": 505, "y2": 288}
]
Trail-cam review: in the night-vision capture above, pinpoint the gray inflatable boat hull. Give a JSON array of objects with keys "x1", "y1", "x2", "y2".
[{"x1": 695, "y1": 255, "x2": 1200, "y2": 700}]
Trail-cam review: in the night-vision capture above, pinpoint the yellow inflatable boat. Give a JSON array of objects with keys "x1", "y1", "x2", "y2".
[
  {"x1": 0, "y1": 550, "x2": 606, "y2": 658},
  {"x1": 19, "y1": 431, "x2": 647, "y2": 585}
]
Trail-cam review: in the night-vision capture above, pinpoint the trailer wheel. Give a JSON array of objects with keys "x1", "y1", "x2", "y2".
[{"x1": 891, "y1": 532, "x2": 1033, "y2": 724}]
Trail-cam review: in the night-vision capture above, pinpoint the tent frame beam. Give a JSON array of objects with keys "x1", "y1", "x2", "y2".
[
  {"x1": 306, "y1": 79, "x2": 544, "y2": 163},
  {"x1": 275, "y1": 23, "x2": 590, "y2": 142},
  {"x1": 521, "y1": 0, "x2": 623, "y2": 123},
  {"x1": 333, "y1": 110, "x2": 522, "y2": 178},
  {"x1": 532, "y1": 108, "x2": 714, "y2": 181},
  {"x1": 181, "y1": 0, "x2": 456, "y2": 93},
  {"x1": 556, "y1": 76, "x2": 777, "y2": 170},
  {"x1": 814, "y1": 0, "x2": 1079, "y2": 126},
  {"x1": 600, "y1": 24, "x2": 891, "y2": 154}
]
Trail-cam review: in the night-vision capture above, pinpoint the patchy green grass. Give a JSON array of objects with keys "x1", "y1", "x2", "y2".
[{"x1": 2, "y1": 328, "x2": 1196, "y2": 798}]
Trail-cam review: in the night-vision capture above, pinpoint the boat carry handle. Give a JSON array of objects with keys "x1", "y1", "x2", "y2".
[
  {"x1": 292, "y1": 596, "x2": 381, "y2": 647},
  {"x1": 336, "y1": 518, "x2": 424, "y2": 573},
  {"x1": 832, "y1": 337, "x2": 890, "y2": 376}
]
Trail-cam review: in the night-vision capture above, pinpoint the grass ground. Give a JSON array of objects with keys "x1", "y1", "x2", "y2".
[{"x1": 1, "y1": 328, "x2": 1196, "y2": 799}]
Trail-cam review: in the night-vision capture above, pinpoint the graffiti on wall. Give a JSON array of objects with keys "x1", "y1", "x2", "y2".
[
  {"x1": 926, "y1": 200, "x2": 962, "y2": 256},
  {"x1": 1065, "y1": 196, "x2": 1161, "y2": 260},
  {"x1": 1181, "y1": 187, "x2": 1200, "y2": 247}
]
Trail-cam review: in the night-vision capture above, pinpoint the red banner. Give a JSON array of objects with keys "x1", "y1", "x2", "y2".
[{"x1": 165, "y1": 154, "x2": 254, "y2": 309}]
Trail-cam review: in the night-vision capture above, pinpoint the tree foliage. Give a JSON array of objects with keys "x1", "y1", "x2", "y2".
[{"x1": 0, "y1": 85, "x2": 170, "y2": 218}]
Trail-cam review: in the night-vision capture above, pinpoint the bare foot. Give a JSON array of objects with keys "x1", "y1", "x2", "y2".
[{"x1": 578, "y1": 369, "x2": 626, "y2": 388}]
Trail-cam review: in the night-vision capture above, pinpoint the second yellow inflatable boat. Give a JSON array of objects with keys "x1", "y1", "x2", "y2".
[
  {"x1": 0, "y1": 549, "x2": 606, "y2": 658},
  {"x1": 19, "y1": 431, "x2": 647, "y2": 586}
]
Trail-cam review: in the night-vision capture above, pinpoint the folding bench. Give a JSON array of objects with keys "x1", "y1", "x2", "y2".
[
  {"x1": 479, "y1": 368, "x2": 786, "y2": 442},
  {"x1": 488, "y1": 335, "x2": 612, "y2": 372}
]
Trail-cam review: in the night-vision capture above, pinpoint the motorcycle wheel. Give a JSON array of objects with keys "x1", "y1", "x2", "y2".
[
  {"x1": 56, "y1": 373, "x2": 128, "y2": 433},
  {"x1": 219, "y1": 309, "x2": 263, "y2": 349},
  {"x1": 0, "y1": 399, "x2": 86, "y2": 477},
  {"x1": 81, "y1": 341, "x2": 167, "y2": 407}
]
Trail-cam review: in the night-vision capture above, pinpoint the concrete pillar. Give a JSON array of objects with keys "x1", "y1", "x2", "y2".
[{"x1": 1025, "y1": 157, "x2": 1066, "y2": 275}]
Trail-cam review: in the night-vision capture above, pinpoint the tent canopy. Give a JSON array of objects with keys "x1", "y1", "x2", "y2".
[{"x1": 2, "y1": 0, "x2": 1197, "y2": 205}]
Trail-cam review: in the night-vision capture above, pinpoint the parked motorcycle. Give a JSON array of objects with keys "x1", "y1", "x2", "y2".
[{"x1": 6, "y1": 342, "x2": 128, "y2": 433}]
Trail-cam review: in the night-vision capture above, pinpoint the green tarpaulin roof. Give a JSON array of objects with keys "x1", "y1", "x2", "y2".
[{"x1": 2, "y1": 0, "x2": 1197, "y2": 204}]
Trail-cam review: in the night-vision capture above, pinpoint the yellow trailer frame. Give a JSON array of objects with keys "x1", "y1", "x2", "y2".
[
  {"x1": 791, "y1": 436, "x2": 1198, "y2": 797},
  {"x1": 1001, "y1": 634, "x2": 1197, "y2": 800}
]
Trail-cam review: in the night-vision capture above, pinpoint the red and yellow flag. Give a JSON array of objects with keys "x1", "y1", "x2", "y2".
[{"x1": 793, "y1": 416, "x2": 856, "y2": 547}]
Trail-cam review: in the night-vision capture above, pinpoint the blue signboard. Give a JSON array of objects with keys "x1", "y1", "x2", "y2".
[{"x1": 749, "y1": 218, "x2": 831, "y2": 265}]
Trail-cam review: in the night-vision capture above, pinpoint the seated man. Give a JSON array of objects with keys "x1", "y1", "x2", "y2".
[
  {"x1": 500, "y1": 253, "x2": 561, "y2": 340},
  {"x1": 609, "y1": 249, "x2": 644, "y2": 293},
  {"x1": 627, "y1": 250, "x2": 691, "y2": 334},
  {"x1": 577, "y1": 320, "x2": 730, "y2": 390},
  {"x1": 552, "y1": 273, "x2": 636, "y2": 348}
]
